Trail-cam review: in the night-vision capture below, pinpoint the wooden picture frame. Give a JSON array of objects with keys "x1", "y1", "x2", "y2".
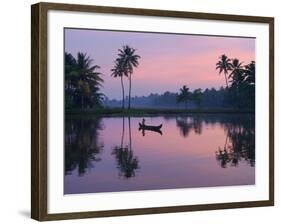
[{"x1": 31, "y1": 2, "x2": 274, "y2": 221}]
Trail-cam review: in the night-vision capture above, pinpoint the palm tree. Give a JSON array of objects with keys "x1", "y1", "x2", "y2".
[
  {"x1": 117, "y1": 45, "x2": 140, "y2": 110},
  {"x1": 229, "y1": 58, "x2": 244, "y2": 82},
  {"x1": 65, "y1": 52, "x2": 78, "y2": 108},
  {"x1": 228, "y1": 59, "x2": 245, "y2": 106},
  {"x1": 230, "y1": 60, "x2": 255, "y2": 109},
  {"x1": 176, "y1": 85, "x2": 191, "y2": 108},
  {"x1": 76, "y1": 52, "x2": 103, "y2": 109},
  {"x1": 216, "y1": 54, "x2": 232, "y2": 88},
  {"x1": 244, "y1": 61, "x2": 255, "y2": 85},
  {"x1": 65, "y1": 52, "x2": 77, "y2": 87},
  {"x1": 192, "y1": 88, "x2": 203, "y2": 108},
  {"x1": 111, "y1": 60, "x2": 126, "y2": 109}
]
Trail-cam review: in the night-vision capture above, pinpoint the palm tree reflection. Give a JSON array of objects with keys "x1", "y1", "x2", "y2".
[
  {"x1": 112, "y1": 116, "x2": 140, "y2": 178},
  {"x1": 175, "y1": 114, "x2": 255, "y2": 168},
  {"x1": 176, "y1": 116, "x2": 203, "y2": 137},
  {"x1": 215, "y1": 116, "x2": 255, "y2": 168},
  {"x1": 112, "y1": 146, "x2": 139, "y2": 178},
  {"x1": 65, "y1": 117, "x2": 104, "y2": 176}
]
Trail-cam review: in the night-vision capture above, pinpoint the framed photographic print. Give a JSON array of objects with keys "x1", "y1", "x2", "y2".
[{"x1": 31, "y1": 2, "x2": 274, "y2": 221}]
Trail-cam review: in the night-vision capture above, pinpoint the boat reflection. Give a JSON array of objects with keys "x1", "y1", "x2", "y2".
[{"x1": 64, "y1": 114, "x2": 255, "y2": 194}]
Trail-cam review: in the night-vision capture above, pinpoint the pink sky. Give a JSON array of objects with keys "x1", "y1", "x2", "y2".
[{"x1": 65, "y1": 29, "x2": 255, "y2": 100}]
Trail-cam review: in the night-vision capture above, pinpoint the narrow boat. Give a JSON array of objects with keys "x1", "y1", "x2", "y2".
[{"x1": 138, "y1": 123, "x2": 162, "y2": 131}]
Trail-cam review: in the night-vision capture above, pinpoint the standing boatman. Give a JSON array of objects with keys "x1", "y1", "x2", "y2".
[{"x1": 142, "y1": 118, "x2": 146, "y2": 126}]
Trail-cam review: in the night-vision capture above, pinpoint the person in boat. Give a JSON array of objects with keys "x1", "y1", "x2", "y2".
[{"x1": 142, "y1": 118, "x2": 146, "y2": 126}]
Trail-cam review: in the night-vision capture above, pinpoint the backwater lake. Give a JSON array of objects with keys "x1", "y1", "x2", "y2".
[{"x1": 64, "y1": 114, "x2": 255, "y2": 194}]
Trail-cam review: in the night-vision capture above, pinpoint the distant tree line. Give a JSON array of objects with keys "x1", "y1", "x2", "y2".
[
  {"x1": 65, "y1": 50, "x2": 255, "y2": 111},
  {"x1": 106, "y1": 55, "x2": 255, "y2": 110},
  {"x1": 104, "y1": 87, "x2": 227, "y2": 109}
]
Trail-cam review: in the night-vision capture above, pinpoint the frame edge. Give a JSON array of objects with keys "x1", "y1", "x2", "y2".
[
  {"x1": 31, "y1": 3, "x2": 40, "y2": 221},
  {"x1": 31, "y1": 2, "x2": 49, "y2": 221},
  {"x1": 37, "y1": 1, "x2": 274, "y2": 23},
  {"x1": 268, "y1": 17, "x2": 274, "y2": 205},
  {"x1": 31, "y1": 2, "x2": 275, "y2": 221}
]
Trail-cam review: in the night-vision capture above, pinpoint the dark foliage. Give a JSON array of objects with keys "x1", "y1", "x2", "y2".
[
  {"x1": 65, "y1": 52, "x2": 104, "y2": 109},
  {"x1": 64, "y1": 117, "x2": 104, "y2": 176}
]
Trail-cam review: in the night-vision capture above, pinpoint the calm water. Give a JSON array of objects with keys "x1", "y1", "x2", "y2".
[{"x1": 64, "y1": 114, "x2": 255, "y2": 194}]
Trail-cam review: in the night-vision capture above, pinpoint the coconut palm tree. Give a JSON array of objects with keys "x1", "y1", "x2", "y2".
[
  {"x1": 76, "y1": 52, "x2": 104, "y2": 109},
  {"x1": 229, "y1": 58, "x2": 244, "y2": 82},
  {"x1": 176, "y1": 85, "x2": 191, "y2": 108},
  {"x1": 111, "y1": 60, "x2": 126, "y2": 109},
  {"x1": 192, "y1": 88, "x2": 203, "y2": 108},
  {"x1": 65, "y1": 52, "x2": 78, "y2": 108},
  {"x1": 229, "y1": 59, "x2": 255, "y2": 109},
  {"x1": 244, "y1": 61, "x2": 255, "y2": 85},
  {"x1": 117, "y1": 45, "x2": 140, "y2": 110},
  {"x1": 216, "y1": 54, "x2": 232, "y2": 88},
  {"x1": 65, "y1": 52, "x2": 77, "y2": 87}
]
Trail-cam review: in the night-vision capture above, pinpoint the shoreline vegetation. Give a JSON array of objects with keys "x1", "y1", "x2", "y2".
[
  {"x1": 66, "y1": 107, "x2": 254, "y2": 117},
  {"x1": 65, "y1": 46, "x2": 255, "y2": 114}
]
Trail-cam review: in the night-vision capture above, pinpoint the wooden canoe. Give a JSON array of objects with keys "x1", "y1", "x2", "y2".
[{"x1": 139, "y1": 123, "x2": 162, "y2": 130}]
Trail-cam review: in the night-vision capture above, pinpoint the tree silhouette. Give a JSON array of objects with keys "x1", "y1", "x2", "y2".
[
  {"x1": 65, "y1": 52, "x2": 104, "y2": 109},
  {"x1": 244, "y1": 61, "x2": 255, "y2": 85},
  {"x1": 176, "y1": 85, "x2": 192, "y2": 108},
  {"x1": 117, "y1": 45, "x2": 140, "y2": 110},
  {"x1": 216, "y1": 54, "x2": 232, "y2": 88},
  {"x1": 229, "y1": 58, "x2": 244, "y2": 80},
  {"x1": 76, "y1": 52, "x2": 104, "y2": 109},
  {"x1": 227, "y1": 59, "x2": 255, "y2": 109},
  {"x1": 111, "y1": 60, "x2": 126, "y2": 109},
  {"x1": 192, "y1": 88, "x2": 203, "y2": 108}
]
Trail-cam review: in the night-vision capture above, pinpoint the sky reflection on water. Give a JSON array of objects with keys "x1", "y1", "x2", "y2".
[{"x1": 64, "y1": 114, "x2": 255, "y2": 194}]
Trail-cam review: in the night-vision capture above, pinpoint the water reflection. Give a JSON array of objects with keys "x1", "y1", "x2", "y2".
[
  {"x1": 64, "y1": 117, "x2": 104, "y2": 176},
  {"x1": 138, "y1": 126, "x2": 163, "y2": 136},
  {"x1": 176, "y1": 116, "x2": 203, "y2": 137},
  {"x1": 112, "y1": 146, "x2": 140, "y2": 178},
  {"x1": 216, "y1": 116, "x2": 255, "y2": 168},
  {"x1": 175, "y1": 114, "x2": 255, "y2": 168},
  {"x1": 112, "y1": 117, "x2": 140, "y2": 178},
  {"x1": 65, "y1": 114, "x2": 255, "y2": 194}
]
